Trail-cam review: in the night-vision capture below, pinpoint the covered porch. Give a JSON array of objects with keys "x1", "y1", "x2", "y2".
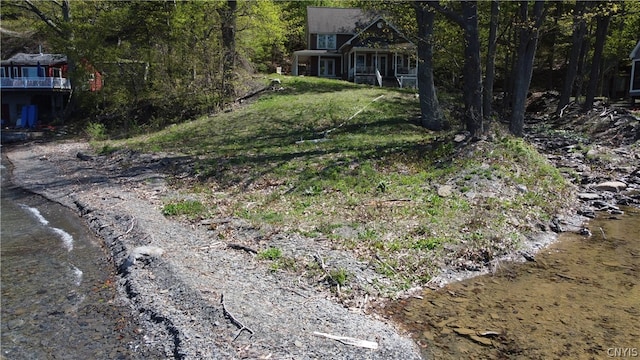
[
  {"x1": 292, "y1": 50, "x2": 343, "y2": 79},
  {"x1": 346, "y1": 47, "x2": 417, "y2": 88}
]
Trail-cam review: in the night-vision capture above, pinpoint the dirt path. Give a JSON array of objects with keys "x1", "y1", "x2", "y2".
[{"x1": 4, "y1": 140, "x2": 423, "y2": 359}]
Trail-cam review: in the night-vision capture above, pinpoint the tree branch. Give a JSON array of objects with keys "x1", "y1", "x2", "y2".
[
  {"x1": 425, "y1": 1, "x2": 465, "y2": 28},
  {"x1": 0, "y1": 26, "x2": 34, "y2": 38},
  {"x1": 23, "y1": 0, "x2": 64, "y2": 36}
]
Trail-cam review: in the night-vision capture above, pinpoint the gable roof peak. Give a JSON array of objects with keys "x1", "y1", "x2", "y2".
[{"x1": 306, "y1": 7, "x2": 376, "y2": 34}]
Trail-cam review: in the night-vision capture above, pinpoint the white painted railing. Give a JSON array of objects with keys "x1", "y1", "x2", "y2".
[{"x1": 0, "y1": 77, "x2": 71, "y2": 90}]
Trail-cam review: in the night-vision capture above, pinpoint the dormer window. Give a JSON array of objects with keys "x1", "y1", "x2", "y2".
[{"x1": 317, "y1": 34, "x2": 336, "y2": 50}]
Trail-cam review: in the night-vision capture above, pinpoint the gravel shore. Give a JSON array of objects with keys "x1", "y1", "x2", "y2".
[
  {"x1": 5, "y1": 140, "x2": 424, "y2": 359},
  {"x1": 6, "y1": 98, "x2": 637, "y2": 358}
]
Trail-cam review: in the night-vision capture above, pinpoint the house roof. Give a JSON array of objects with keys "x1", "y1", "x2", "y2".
[
  {"x1": 631, "y1": 40, "x2": 640, "y2": 59},
  {"x1": 339, "y1": 16, "x2": 414, "y2": 51},
  {"x1": 307, "y1": 7, "x2": 375, "y2": 34},
  {"x1": 1, "y1": 53, "x2": 67, "y2": 66}
]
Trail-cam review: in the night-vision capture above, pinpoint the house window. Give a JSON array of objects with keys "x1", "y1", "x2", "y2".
[
  {"x1": 12, "y1": 67, "x2": 20, "y2": 78},
  {"x1": 319, "y1": 58, "x2": 335, "y2": 77},
  {"x1": 317, "y1": 34, "x2": 336, "y2": 50},
  {"x1": 52, "y1": 68, "x2": 62, "y2": 78},
  {"x1": 22, "y1": 67, "x2": 39, "y2": 78}
]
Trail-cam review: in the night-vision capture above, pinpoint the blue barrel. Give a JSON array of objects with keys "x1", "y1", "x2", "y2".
[
  {"x1": 18, "y1": 107, "x2": 28, "y2": 128},
  {"x1": 28, "y1": 105, "x2": 38, "y2": 128}
]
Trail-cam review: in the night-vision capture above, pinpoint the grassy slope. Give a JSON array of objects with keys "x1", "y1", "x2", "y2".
[{"x1": 105, "y1": 76, "x2": 574, "y2": 291}]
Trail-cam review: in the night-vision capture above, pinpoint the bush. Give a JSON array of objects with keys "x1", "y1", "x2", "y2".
[{"x1": 85, "y1": 122, "x2": 107, "y2": 141}]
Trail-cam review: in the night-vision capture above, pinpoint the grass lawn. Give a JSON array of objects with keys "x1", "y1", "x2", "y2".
[{"x1": 100, "y1": 75, "x2": 573, "y2": 291}]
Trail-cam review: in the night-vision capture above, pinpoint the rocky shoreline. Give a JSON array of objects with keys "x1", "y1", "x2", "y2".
[
  {"x1": 5, "y1": 141, "x2": 424, "y2": 359},
  {"x1": 4, "y1": 96, "x2": 638, "y2": 359},
  {"x1": 525, "y1": 95, "x2": 640, "y2": 221}
]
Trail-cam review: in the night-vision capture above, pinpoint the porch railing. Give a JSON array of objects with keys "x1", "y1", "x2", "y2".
[{"x1": 0, "y1": 77, "x2": 71, "y2": 90}]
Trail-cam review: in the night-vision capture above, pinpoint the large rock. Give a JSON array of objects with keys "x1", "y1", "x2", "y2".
[
  {"x1": 578, "y1": 192, "x2": 601, "y2": 200},
  {"x1": 593, "y1": 181, "x2": 627, "y2": 192},
  {"x1": 437, "y1": 185, "x2": 453, "y2": 197}
]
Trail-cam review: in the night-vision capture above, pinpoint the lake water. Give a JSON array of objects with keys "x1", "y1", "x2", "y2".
[
  {"x1": 383, "y1": 207, "x2": 640, "y2": 359},
  {"x1": 1, "y1": 157, "x2": 144, "y2": 359}
]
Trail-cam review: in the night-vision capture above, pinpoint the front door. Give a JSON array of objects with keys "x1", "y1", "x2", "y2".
[
  {"x1": 319, "y1": 58, "x2": 335, "y2": 77},
  {"x1": 374, "y1": 55, "x2": 388, "y2": 76}
]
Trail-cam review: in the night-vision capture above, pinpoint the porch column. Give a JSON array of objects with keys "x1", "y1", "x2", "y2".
[
  {"x1": 393, "y1": 51, "x2": 397, "y2": 77},
  {"x1": 354, "y1": 50, "x2": 357, "y2": 84},
  {"x1": 375, "y1": 50, "x2": 378, "y2": 70}
]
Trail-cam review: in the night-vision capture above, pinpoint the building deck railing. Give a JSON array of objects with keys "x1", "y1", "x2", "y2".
[{"x1": 1, "y1": 77, "x2": 71, "y2": 90}]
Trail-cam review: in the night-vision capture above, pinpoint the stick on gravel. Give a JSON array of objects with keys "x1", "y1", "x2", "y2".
[
  {"x1": 313, "y1": 331, "x2": 379, "y2": 350},
  {"x1": 220, "y1": 294, "x2": 254, "y2": 341}
]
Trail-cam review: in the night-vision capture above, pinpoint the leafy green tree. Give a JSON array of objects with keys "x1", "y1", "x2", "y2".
[{"x1": 237, "y1": 0, "x2": 288, "y2": 73}]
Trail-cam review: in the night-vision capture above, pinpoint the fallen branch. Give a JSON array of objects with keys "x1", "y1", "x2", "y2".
[
  {"x1": 220, "y1": 294, "x2": 254, "y2": 341},
  {"x1": 313, "y1": 331, "x2": 379, "y2": 350},
  {"x1": 296, "y1": 94, "x2": 384, "y2": 144},
  {"x1": 235, "y1": 86, "x2": 269, "y2": 103},
  {"x1": 373, "y1": 254, "x2": 397, "y2": 275},
  {"x1": 227, "y1": 243, "x2": 258, "y2": 254},
  {"x1": 116, "y1": 218, "x2": 136, "y2": 239},
  {"x1": 556, "y1": 273, "x2": 576, "y2": 281}
]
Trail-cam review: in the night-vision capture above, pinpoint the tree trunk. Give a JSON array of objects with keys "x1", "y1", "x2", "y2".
[
  {"x1": 414, "y1": 3, "x2": 444, "y2": 131},
  {"x1": 557, "y1": 0, "x2": 588, "y2": 115},
  {"x1": 583, "y1": 11, "x2": 610, "y2": 111},
  {"x1": 574, "y1": 24, "x2": 590, "y2": 101},
  {"x1": 461, "y1": 1, "x2": 483, "y2": 137},
  {"x1": 218, "y1": 0, "x2": 237, "y2": 100},
  {"x1": 546, "y1": 2, "x2": 563, "y2": 89},
  {"x1": 509, "y1": 0, "x2": 545, "y2": 137},
  {"x1": 427, "y1": 1, "x2": 483, "y2": 137},
  {"x1": 483, "y1": 0, "x2": 499, "y2": 124},
  {"x1": 501, "y1": 22, "x2": 516, "y2": 116}
]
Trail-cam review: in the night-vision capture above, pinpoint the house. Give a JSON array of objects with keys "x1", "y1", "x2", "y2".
[
  {"x1": 0, "y1": 53, "x2": 102, "y2": 128},
  {"x1": 630, "y1": 40, "x2": 640, "y2": 100},
  {"x1": 292, "y1": 7, "x2": 417, "y2": 88}
]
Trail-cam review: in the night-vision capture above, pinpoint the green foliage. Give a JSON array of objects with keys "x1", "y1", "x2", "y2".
[
  {"x1": 412, "y1": 237, "x2": 443, "y2": 250},
  {"x1": 329, "y1": 268, "x2": 349, "y2": 286},
  {"x1": 237, "y1": 1, "x2": 288, "y2": 72},
  {"x1": 162, "y1": 200, "x2": 206, "y2": 218},
  {"x1": 257, "y1": 247, "x2": 282, "y2": 261},
  {"x1": 85, "y1": 122, "x2": 107, "y2": 141}
]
